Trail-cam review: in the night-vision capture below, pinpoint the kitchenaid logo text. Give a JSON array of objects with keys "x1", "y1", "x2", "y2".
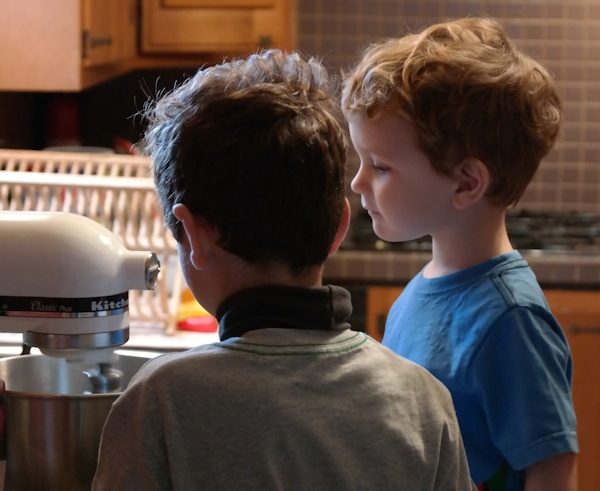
[
  {"x1": 90, "y1": 297, "x2": 128, "y2": 312},
  {"x1": 0, "y1": 293, "x2": 129, "y2": 318}
]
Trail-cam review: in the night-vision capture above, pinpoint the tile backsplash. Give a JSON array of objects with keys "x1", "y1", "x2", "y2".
[{"x1": 297, "y1": 0, "x2": 600, "y2": 213}]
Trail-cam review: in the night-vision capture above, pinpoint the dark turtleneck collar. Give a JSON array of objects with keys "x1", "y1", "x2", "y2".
[{"x1": 215, "y1": 284, "x2": 352, "y2": 341}]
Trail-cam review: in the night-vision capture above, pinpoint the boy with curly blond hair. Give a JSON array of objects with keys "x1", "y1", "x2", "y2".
[{"x1": 343, "y1": 17, "x2": 578, "y2": 491}]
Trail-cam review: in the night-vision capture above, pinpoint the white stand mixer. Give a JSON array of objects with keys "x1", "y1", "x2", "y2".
[{"x1": 0, "y1": 211, "x2": 160, "y2": 360}]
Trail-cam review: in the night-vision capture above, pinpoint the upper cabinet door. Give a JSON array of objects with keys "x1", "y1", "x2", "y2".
[
  {"x1": 82, "y1": 0, "x2": 137, "y2": 67},
  {"x1": 141, "y1": 0, "x2": 295, "y2": 55},
  {"x1": 0, "y1": 0, "x2": 136, "y2": 91}
]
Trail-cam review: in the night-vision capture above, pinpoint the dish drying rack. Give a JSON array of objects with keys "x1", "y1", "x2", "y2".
[{"x1": 0, "y1": 148, "x2": 183, "y2": 335}]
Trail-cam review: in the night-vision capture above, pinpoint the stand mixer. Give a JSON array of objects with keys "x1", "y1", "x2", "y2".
[
  {"x1": 0, "y1": 210, "x2": 160, "y2": 361},
  {"x1": 0, "y1": 210, "x2": 161, "y2": 491}
]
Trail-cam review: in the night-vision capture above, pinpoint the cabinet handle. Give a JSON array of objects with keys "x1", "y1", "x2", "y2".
[
  {"x1": 89, "y1": 36, "x2": 114, "y2": 48},
  {"x1": 82, "y1": 31, "x2": 114, "y2": 58},
  {"x1": 569, "y1": 325, "x2": 600, "y2": 334},
  {"x1": 258, "y1": 35, "x2": 272, "y2": 48}
]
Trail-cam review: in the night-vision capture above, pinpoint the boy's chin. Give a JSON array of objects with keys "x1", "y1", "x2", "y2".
[
  {"x1": 371, "y1": 222, "x2": 423, "y2": 243},
  {"x1": 372, "y1": 227, "x2": 394, "y2": 243},
  {"x1": 372, "y1": 225, "x2": 398, "y2": 242},
  {"x1": 374, "y1": 229, "x2": 425, "y2": 244}
]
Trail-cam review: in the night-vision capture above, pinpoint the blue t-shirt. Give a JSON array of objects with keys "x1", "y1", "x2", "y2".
[{"x1": 383, "y1": 251, "x2": 578, "y2": 490}]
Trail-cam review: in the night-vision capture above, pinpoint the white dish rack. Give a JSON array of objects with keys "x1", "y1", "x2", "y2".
[{"x1": 0, "y1": 149, "x2": 183, "y2": 335}]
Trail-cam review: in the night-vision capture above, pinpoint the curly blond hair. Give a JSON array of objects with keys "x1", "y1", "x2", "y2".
[{"x1": 342, "y1": 17, "x2": 561, "y2": 206}]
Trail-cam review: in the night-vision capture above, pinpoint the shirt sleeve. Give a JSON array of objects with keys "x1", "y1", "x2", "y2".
[{"x1": 468, "y1": 306, "x2": 578, "y2": 470}]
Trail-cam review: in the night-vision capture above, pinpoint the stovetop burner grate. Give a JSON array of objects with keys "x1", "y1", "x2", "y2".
[{"x1": 343, "y1": 209, "x2": 600, "y2": 254}]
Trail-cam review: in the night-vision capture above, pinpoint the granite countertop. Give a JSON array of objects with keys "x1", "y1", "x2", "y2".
[{"x1": 324, "y1": 249, "x2": 600, "y2": 288}]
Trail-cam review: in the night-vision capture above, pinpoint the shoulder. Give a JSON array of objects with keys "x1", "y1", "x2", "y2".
[
  {"x1": 126, "y1": 343, "x2": 230, "y2": 389},
  {"x1": 396, "y1": 252, "x2": 539, "y2": 305},
  {"x1": 388, "y1": 253, "x2": 546, "y2": 334},
  {"x1": 481, "y1": 305, "x2": 568, "y2": 358},
  {"x1": 488, "y1": 255, "x2": 547, "y2": 306},
  {"x1": 469, "y1": 305, "x2": 572, "y2": 386}
]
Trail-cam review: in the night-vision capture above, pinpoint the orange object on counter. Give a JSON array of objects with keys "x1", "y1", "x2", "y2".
[{"x1": 177, "y1": 288, "x2": 218, "y2": 332}]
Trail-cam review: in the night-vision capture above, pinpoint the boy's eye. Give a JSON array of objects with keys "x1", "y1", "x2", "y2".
[{"x1": 372, "y1": 162, "x2": 389, "y2": 173}]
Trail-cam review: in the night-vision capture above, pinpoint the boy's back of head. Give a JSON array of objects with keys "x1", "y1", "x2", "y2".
[
  {"x1": 342, "y1": 17, "x2": 561, "y2": 207},
  {"x1": 145, "y1": 49, "x2": 348, "y2": 274}
]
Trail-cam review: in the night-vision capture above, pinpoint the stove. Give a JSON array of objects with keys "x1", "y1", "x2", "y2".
[{"x1": 343, "y1": 209, "x2": 600, "y2": 254}]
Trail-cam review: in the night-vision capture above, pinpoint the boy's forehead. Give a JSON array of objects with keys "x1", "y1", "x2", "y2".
[
  {"x1": 348, "y1": 110, "x2": 420, "y2": 149},
  {"x1": 349, "y1": 108, "x2": 412, "y2": 130}
]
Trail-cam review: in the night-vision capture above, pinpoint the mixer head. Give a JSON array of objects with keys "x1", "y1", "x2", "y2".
[{"x1": 0, "y1": 211, "x2": 160, "y2": 359}]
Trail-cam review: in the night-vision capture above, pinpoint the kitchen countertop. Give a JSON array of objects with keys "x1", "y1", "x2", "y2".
[
  {"x1": 0, "y1": 322, "x2": 220, "y2": 356},
  {"x1": 324, "y1": 249, "x2": 600, "y2": 287},
  {"x1": 125, "y1": 321, "x2": 220, "y2": 350}
]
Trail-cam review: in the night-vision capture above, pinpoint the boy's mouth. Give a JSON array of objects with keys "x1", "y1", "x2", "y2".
[
  {"x1": 360, "y1": 198, "x2": 374, "y2": 213},
  {"x1": 361, "y1": 202, "x2": 379, "y2": 216}
]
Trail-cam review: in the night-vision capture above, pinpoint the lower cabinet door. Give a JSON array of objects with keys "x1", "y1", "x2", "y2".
[{"x1": 545, "y1": 290, "x2": 600, "y2": 491}]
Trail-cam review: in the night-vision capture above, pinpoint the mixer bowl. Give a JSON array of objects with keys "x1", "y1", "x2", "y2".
[{"x1": 0, "y1": 350, "x2": 160, "y2": 491}]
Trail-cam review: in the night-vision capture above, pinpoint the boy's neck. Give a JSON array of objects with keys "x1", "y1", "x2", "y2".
[
  {"x1": 200, "y1": 246, "x2": 325, "y2": 314},
  {"x1": 424, "y1": 206, "x2": 513, "y2": 278}
]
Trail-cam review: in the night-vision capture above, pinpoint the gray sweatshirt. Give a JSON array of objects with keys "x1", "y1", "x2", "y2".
[{"x1": 93, "y1": 285, "x2": 475, "y2": 491}]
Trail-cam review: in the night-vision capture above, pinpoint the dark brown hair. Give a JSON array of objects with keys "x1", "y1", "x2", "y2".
[
  {"x1": 145, "y1": 49, "x2": 348, "y2": 272},
  {"x1": 342, "y1": 17, "x2": 562, "y2": 206}
]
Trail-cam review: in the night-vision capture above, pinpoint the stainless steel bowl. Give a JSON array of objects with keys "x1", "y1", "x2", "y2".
[{"x1": 0, "y1": 350, "x2": 160, "y2": 491}]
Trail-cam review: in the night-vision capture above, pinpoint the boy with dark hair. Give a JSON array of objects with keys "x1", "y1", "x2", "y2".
[
  {"x1": 342, "y1": 17, "x2": 578, "y2": 491},
  {"x1": 92, "y1": 49, "x2": 475, "y2": 490}
]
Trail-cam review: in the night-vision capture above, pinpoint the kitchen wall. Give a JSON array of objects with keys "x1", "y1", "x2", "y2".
[
  {"x1": 1, "y1": 1, "x2": 598, "y2": 213},
  {"x1": 296, "y1": 0, "x2": 600, "y2": 214}
]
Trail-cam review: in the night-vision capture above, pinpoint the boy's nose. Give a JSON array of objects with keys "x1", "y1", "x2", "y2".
[{"x1": 350, "y1": 165, "x2": 365, "y2": 194}]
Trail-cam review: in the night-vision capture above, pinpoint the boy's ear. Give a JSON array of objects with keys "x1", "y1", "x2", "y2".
[
  {"x1": 329, "y1": 198, "x2": 351, "y2": 255},
  {"x1": 172, "y1": 203, "x2": 213, "y2": 270},
  {"x1": 452, "y1": 157, "x2": 490, "y2": 210}
]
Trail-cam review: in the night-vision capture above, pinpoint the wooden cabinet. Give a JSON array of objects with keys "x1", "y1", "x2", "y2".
[
  {"x1": 366, "y1": 286, "x2": 600, "y2": 491},
  {"x1": 0, "y1": 0, "x2": 297, "y2": 92},
  {"x1": 0, "y1": 0, "x2": 138, "y2": 91},
  {"x1": 544, "y1": 290, "x2": 600, "y2": 491},
  {"x1": 365, "y1": 286, "x2": 402, "y2": 341},
  {"x1": 141, "y1": 0, "x2": 296, "y2": 55},
  {"x1": 82, "y1": 0, "x2": 138, "y2": 68}
]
